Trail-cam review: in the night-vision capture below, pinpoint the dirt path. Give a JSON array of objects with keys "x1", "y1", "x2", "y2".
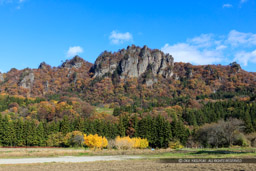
[{"x1": 0, "y1": 156, "x2": 142, "y2": 164}]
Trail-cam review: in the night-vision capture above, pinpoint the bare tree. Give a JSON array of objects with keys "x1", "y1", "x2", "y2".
[
  {"x1": 196, "y1": 118, "x2": 244, "y2": 147},
  {"x1": 219, "y1": 118, "x2": 244, "y2": 146}
]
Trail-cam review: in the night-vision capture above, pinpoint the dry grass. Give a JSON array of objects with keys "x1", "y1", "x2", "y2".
[
  {"x1": 0, "y1": 148, "x2": 171, "y2": 158},
  {"x1": 0, "y1": 147, "x2": 255, "y2": 159},
  {"x1": 0, "y1": 159, "x2": 255, "y2": 171},
  {"x1": 0, "y1": 148, "x2": 86, "y2": 158}
]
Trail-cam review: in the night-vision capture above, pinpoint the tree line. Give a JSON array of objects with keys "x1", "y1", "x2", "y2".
[
  {"x1": 0, "y1": 114, "x2": 189, "y2": 148},
  {"x1": 182, "y1": 100, "x2": 256, "y2": 133}
]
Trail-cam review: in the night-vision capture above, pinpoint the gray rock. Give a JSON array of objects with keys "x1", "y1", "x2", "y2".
[
  {"x1": 61, "y1": 56, "x2": 85, "y2": 69},
  {"x1": 174, "y1": 74, "x2": 180, "y2": 80},
  {"x1": 44, "y1": 81, "x2": 49, "y2": 92},
  {"x1": 38, "y1": 62, "x2": 51, "y2": 70},
  {"x1": 19, "y1": 70, "x2": 35, "y2": 89},
  {"x1": 0, "y1": 73, "x2": 4, "y2": 82},
  {"x1": 145, "y1": 78, "x2": 158, "y2": 87},
  {"x1": 91, "y1": 45, "x2": 174, "y2": 85},
  {"x1": 91, "y1": 51, "x2": 120, "y2": 77}
]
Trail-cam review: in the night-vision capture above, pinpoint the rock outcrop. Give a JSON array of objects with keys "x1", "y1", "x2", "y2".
[
  {"x1": 19, "y1": 69, "x2": 35, "y2": 89},
  {"x1": 91, "y1": 45, "x2": 174, "y2": 83},
  {"x1": 38, "y1": 62, "x2": 51, "y2": 70},
  {"x1": 61, "y1": 56, "x2": 85, "y2": 69},
  {"x1": 0, "y1": 73, "x2": 4, "y2": 82},
  {"x1": 230, "y1": 62, "x2": 241, "y2": 73}
]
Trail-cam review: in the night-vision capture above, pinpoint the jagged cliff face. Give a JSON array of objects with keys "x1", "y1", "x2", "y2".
[
  {"x1": 0, "y1": 73, "x2": 4, "y2": 82},
  {"x1": 61, "y1": 56, "x2": 85, "y2": 69},
  {"x1": 91, "y1": 45, "x2": 174, "y2": 82},
  {"x1": 18, "y1": 69, "x2": 35, "y2": 89}
]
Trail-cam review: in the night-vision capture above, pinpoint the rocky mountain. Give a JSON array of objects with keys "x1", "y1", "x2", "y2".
[
  {"x1": 0, "y1": 45, "x2": 255, "y2": 106},
  {"x1": 0, "y1": 56, "x2": 92, "y2": 97},
  {"x1": 91, "y1": 45, "x2": 174, "y2": 78}
]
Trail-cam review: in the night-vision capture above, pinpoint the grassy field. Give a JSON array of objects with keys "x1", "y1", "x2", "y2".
[
  {"x1": 0, "y1": 147, "x2": 255, "y2": 159},
  {"x1": 95, "y1": 106, "x2": 114, "y2": 115},
  {"x1": 0, "y1": 159, "x2": 255, "y2": 171},
  {"x1": 147, "y1": 147, "x2": 256, "y2": 159},
  {"x1": 0, "y1": 148, "x2": 255, "y2": 171}
]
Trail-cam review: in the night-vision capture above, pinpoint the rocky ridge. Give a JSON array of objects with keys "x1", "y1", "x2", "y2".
[
  {"x1": 61, "y1": 56, "x2": 86, "y2": 69},
  {"x1": 90, "y1": 45, "x2": 174, "y2": 85}
]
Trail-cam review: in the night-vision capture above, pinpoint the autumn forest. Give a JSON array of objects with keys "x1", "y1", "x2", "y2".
[{"x1": 0, "y1": 45, "x2": 256, "y2": 149}]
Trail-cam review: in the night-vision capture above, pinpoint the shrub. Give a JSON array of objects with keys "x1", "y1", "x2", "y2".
[
  {"x1": 132, "y1": 137, "x2": 149, "y2": 149},
  {"x1": 107, "y1": 139, "x2": 116, "y2": 149},
  {"x1": 115, "y1": 136, "x2": 133, "y2": 150},
  {"x1": 64, "y1": 131, "x2": 84, "y2": 147},
  {"x1": 115, "y1": 136, "x2": 149, "y2": 150},
  {"x1": 46, "y1": 132, "x2": 64, "y2": 147},
  {"x1": 169, "y1": 141, "x2": 184, "y2": 149},
  {"x1": 84, "y1": 134, "x2": 108, "y2": 149},
  {"x1": 246, "y1": 133, "x2": 256, "y2": 147}
]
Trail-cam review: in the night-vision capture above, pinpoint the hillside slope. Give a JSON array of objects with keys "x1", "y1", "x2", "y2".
[{"x1": 0, "y1": 45, "x2": 255, "y2": 106}]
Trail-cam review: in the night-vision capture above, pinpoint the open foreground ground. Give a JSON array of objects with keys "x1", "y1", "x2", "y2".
[
  {"x1": 0, "y1": 148, "x2": 255, "y2": 170},
  {"x1": 0, "y1": 159, "x2": 255, "y2": 171},
  {"x1": 0, "y1": 155, "x2": 141, "y2": 164},
  {"x1": 0, "y1": 147, "x2": 256, "y2": 158}
]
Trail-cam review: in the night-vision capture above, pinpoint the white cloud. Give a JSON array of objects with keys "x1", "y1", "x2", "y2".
[
  {"x1": 67, "y1": 46, "x2": 84, "y2": 58},
  {"x1": 0, "y1": 0, "x2": 12, "y2": 4},
  {"x1": 216, "y1": 45, "x2": 227, "y2": 50},
  {"x1": 0, "y1": 0, "x2": 26, "y2": 9},
  {"x1": 187, "y1": 34, "x2": 214, "y2": 47},
  {"x1": 240, "y1": 0, "x2": 248, "y2": 3},
  {"x1": 162, "y1": 30, "x2": 256, "y2": 66},
  {"x1": 161, "y1": 43, "x2": 222, "y2": 65},
  {"x1": 0, "y1": 0, "x2": 25, "y2": 4},
  {"x1": 223, "y1": 4, "x2": 233, "y2": 8},
  {"x1": 162, "y1": 34, "x2": 224, "y2": 65},
  {"x1": 109, "y1": 31, "x2": 133, "y2": 45},
  {"x1": 227, "y1": 30, "x2": 256, "y2": 46},
  {"x1": 234, "y1": 50, "x2": 256, "y2": 66}
]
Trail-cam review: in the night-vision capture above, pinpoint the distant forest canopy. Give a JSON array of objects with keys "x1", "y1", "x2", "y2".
[
  {"x1": 0, "y1": 92, "x2": 255, "y2": 148},
  {"x1": 0, "y1": 45, "x2": 256, "y2": 148}
]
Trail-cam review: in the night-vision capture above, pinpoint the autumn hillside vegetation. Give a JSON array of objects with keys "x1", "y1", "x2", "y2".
[{"x1": 0, "y1": 46, "x2": 256, "y2": 149}]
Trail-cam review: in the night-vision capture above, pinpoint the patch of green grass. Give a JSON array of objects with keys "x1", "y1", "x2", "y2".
[
  {"x1": 145, "y1": 148, "x2": 256, "y2": 159},
  {"x1": 77, "y1": 152, "x2": 90, "y2": 156},
  {"x1": 95, "y1": 107, "x2": 114, "y2": 115}
]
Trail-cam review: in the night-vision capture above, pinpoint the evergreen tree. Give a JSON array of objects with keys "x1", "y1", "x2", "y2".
[
  {"x1": 244, "y1": 110, "x2": 254, "y2": 133},
  {"x1": 36, "y1": 122, "x2": 46, "y2": 146},
  {"x1": 14, "y1": 118, "x2": 25, "y2": 146},
  {"x1": 133, "y1": 114, "x2": 139, "y2": 137},
  {"x1": 60, "y1": 116, "x2": 70, "y2": 135},
  {"x1": 171, "y1": 118, "x2": 189, "y2": 144},
  {"x1": 0, "y1": 115, "x2": 4, "y2": 145},
  {"x1": 118, "y1": 116, "x2": 126, "y2": 137},
  {"x1": 2, "y1": 115, "x2": 11, "y2": 146}
]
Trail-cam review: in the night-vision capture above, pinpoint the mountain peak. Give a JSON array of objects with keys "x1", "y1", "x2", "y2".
[
  {"x1": 61, "y1": 56, "x2": 86, "y2": 69},
  {"x1": 91, "y1": 45, "x2": 174, "y2": 85},
  {"x1": 38, "y1": 62, "x2": 51, "y2": 70}
]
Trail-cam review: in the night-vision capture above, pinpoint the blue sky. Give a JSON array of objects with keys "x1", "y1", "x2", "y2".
[{"x1": 0, "y1": 0, "x2": 256, "y2": 73}]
